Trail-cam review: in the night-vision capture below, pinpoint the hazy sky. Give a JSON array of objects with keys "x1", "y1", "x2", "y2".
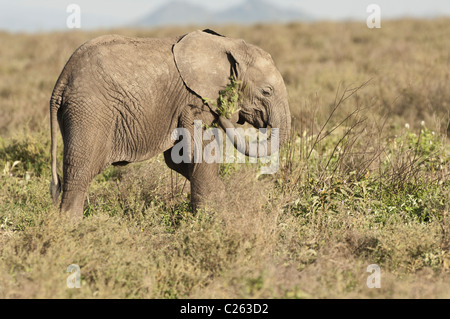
[{"x1": 1, "y1": 0, "x2": 450, "y2": 32}]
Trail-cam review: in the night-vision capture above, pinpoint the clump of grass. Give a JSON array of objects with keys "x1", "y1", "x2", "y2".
[
  {"x1": 204, "y1": 76, "x2": 242, "y2": 119},
  {"x1": 0, "y1": 132, "x2": 53, "y2": 178}
]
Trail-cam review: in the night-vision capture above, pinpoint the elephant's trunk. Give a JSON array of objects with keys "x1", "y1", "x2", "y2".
[{"x1": 218, "y1": 103, "x2": 291, "y2": 158}]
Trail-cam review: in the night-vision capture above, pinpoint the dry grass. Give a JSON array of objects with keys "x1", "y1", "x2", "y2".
[{"x1": 0, "y1": 19, "x2": 449, "y2": 298}]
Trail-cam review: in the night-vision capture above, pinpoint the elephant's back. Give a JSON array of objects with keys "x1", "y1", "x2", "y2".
[
  {"x1": 55, "y1": 34, "x2": 179, "y2": 106},
  {"x1": 67, "y1": 34, "x2": 176, "y2": 76},
  {"x1": 73, "y1": 34, "x2": 176, "y2": 57},
  {"x1": 57, "y1": 34, "x2": 176, "y2": 83}
]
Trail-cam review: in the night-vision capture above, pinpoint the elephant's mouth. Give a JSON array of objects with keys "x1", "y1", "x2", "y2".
[
  {"x1": 218, "y1": 99, "x2": 290, "y2": 158},
  {"x1": 236, "y1": 112, "x2": 246, "y2": 125},
  {"x1": 237, "y1": 109, "x2": 268, "y2": 128}
]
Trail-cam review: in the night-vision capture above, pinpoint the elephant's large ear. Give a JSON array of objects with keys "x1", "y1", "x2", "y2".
[{"x1": 173, "y1": 30, "x2": 247, "y2": 101}]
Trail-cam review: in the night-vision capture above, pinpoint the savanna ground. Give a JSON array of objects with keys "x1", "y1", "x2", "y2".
[{"x1": 0, "y1": 19, "x2": 449, "y2": 298}]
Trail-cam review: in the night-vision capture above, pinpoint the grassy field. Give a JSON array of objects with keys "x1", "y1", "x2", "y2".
[{"x1": 0, "y1": 19, "x2": 449, "y2": 298}]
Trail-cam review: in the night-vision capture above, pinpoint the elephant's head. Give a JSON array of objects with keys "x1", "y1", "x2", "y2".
[{"x1": 173, "y1": 29, "x2": 291, "y2": 157}]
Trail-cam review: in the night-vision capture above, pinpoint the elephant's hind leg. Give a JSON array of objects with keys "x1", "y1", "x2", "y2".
[
  {"x1": 60, "y1": 142, "x2": 109, "y2": 223},
  {"x1": 60, "y1": 188, "x2": 88, "y2": 222}
]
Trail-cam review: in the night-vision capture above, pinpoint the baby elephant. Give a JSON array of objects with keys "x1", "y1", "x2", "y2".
[{"x1": 50, "y1": 29, "x2": 291, "y2": 221}]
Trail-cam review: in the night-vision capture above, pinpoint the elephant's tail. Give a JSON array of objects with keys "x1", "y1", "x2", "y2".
[{"x1": 49, "y1": 92, "x2": 62, "y2": 204}]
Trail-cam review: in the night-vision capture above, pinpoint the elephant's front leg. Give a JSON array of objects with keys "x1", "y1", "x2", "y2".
[
  {"x1": 166, "y1": 104, "x2": 227, "y2": 211},
  {"x1": 164, "y1": 147, "x2": 225, "y2": 211},
  {"x1": 189, "y1": 161, "x2": 225, "y2": 212}
]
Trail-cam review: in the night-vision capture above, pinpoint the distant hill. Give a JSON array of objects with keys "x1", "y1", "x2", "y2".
[{"x1": 135, "y1": 0, "x2": 313, "y2": 27}]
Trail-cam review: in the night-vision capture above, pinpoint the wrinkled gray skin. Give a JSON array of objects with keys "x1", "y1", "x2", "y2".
[{"x1": 50, "y1": 29, "x2": 291, "y2": 221}]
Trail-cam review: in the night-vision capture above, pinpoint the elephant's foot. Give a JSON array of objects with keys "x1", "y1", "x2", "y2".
[
  {"x1": 60, "y1": 190, "x2": 87, "y2": 223},
  {"x1": 190, "y1": 178, "x2": 226, "y2": 213}
]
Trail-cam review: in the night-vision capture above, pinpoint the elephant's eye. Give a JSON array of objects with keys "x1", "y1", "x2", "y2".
[{"x1": 262, "y1": 86, "x2": 273, "y2": 97}]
